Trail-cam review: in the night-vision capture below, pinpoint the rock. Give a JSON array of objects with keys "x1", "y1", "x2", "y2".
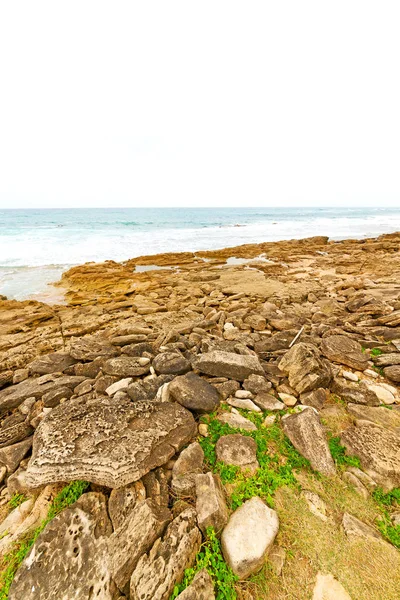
[
  {"x1": 9, "y1": 492, "x2": 118, "y2": 600},
  {"x1": 278, "y1": 343, "x2": 331, "y2": 394},
  {"x1": 347, "y1": 403, "x2": 400, "y2": 433},
  {"x1": 103, "y1": 356, "x2": 150, "y2": 377},
  {"x1": 221, "y1": 497, "x2": 279, "y2": 579},
  {"x1": 195, "y1": 472, "x2": 229, "y2": 535},
  {"x1": 106, "y1": 378, "x2": 133, "y2": 396},
  {"x1": 196, "y1": 351, "x2": 264, "y2": 381},
  {"x1": 345, "y1": 466, "x2": 377, "y2": 490},
  {"x1": 0, "y1": 437, "x2": 33, "y2": 474},
  {"x1": 214, "y1": 380, "x2": 241, "y2": 400},
  {"x1": 253, "y1": 393, "x2": 285, "y2": 411},
  {"x1": 384, "y1": 365, "x2": 400, "y2": 383},
  {"x1": 130, "y1": 507, "x2": 202, "y2": 600},
  {"x1": 28, "y1": 352, "x2": 78, "y2": 375},
  {"x1": 312, "y1": 573, "x2": 352, "y2": 600},
  {"x1": 172, "y1": 442, "x2": 204, "y2": 496},
  {"x1": 278, "y1": 392, "x2": 298, "y2": 407},
  {"x1": 111, "y1": 334, "x2": 149, "y2": 345},
  {"x1": 69, "y1": 336, "x2": 118, "y2": 361},
  {"x1": 367, "y1": 384, "x2": 395, "y2": 405},
  {"x1": 341, "y1": 423, "x2": 400, "y2": 490},
  {"x1": 42, "y1": 386, "x2": 73, "y2": 407},
  {"x1": 24, "y1": 398, "x2": 196, "y2": 488},
  {"x1": 227, "y1": 397, "x2": 261, "y2": 412},
  {"x1": 108, "y1": 482, "x2": 144, "y2": 530},
  {"x1": 342, "y1": 370, "x2": 358, "y2": 382},
  {"x1": 374, "y1": 353, "x2": 400, "y2": 367},
  {"x1": 331, "y1": 379, "x2": 380, "y2": 406},
  {"x1": 0, "y1": 414, "x2": 33, "y2": 448},
  {"x1": 198, "y1": 424, "x2": 208, "y2": 437},
  {"x1": 302, "y1": 490, "x2": 328, "y2": 521},
  {"x1": 321, "y1": 335, "x2": 368, "y2": 371},
  {"x1": 169, "y1": 372, "x2": 220, "y2": 413},
  {"x1": 342, "y1": 512, "x2": 383, "y2": 542},
  {"x1": 216, "y1": 434, "x2": 259, "y2": 474},
  {"x1": 235, "y1": 390, "x2": 253, "y2": 399},
  {"x1": 153, "y1": 352, "x2": 191, "y2": 375},
  {"x1": 268, "y1": 545, "x2": 286, "y2": 576},
  {"x1": 282, "y1": 408, "x2": 336, "y2": 476},
  {"x1": 243, "y1": 374, "x2": 272, "y2": 395},
  {"x1": 217, "y1": 411, "x2": 257, "y2": 431},
  {"x1": 175, "y1": 569, "x2": 215, "y2": 600},
  {"x1": 343, "y1": 471, "x2": 369, "y2": 499},
  {"x1": 13, "y1": 368, "x2": 29, "y2": 383},
  {"x1": 108, "y1": 499, "x2": 171, "y2": 593}
]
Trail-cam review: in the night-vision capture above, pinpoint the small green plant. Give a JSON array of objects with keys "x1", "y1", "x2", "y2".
[
  {"x1": 372, "y1": 487, "x2": 400, "y2": 548},
  {"x1": 0, "y1": 480, "x2": 89, "y2": 599},
  {"x1": 7, "y1": 494, "x2": 27, "y2": 510},
  {"x1": 372, "y1": 366, "x2": 385, "y2": 376},
  {"x1": 328, "y1": 435, "x2": 361, "y2": 468},
  {"x1": 170, "y1": 527, "x2": 238, "y2": 600},
  {"x1": 370, "y1": 348, "x2": 383, "y2": 357}
]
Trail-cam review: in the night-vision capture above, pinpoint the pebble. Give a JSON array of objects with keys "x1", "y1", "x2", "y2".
[
  {"x1": 341, "y1": 370, "x2": 358, "y2": 382},
  {"x1": 227, "y1": 397, "x2": 261, "y2": 412},
  {"x1": 363, "y1": 368, "x2": 378, "y2": 378},
  {"x1": 198, "y1": 424, "x2": 209, "y2": 437},
  {"x1": 234, "y1": 390, "x2": 253, "y2": 399}
]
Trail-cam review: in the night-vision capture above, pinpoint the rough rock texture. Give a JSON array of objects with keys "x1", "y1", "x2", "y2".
[
  {"x1": 196, "y1": 351, "x2": 264, "y2": 381},
  {"x1": 153, "y1": 352, "x2": 191, "y2": 375},
  {"x1": 169, "y1": 372, "x2": 220, "y2": 413},
  {"x1": 342, "y1": 512, "x2": 383, "y2": 542},
  {"x1": 341, "y1": 423, "x2": 400, "y2": 490},
  {"x1": 216, "y1": 434, "x2": 259, "y2": 474},
  {"x1": 171, "y1": 442, "x2": 204, "y2": 496},
  {"x1": 9, "y1": 493, "x2": 117, "y2": 600},
  {"x1": 130, "y1": 507, "x2": 202, "y2": 600},
  {"x1": 384, "y1": 365, "x2": 400, "y2": 382},
  {"x1": 108, "y1": 482, "x2": 142, "y2": 530},
  {"x1": 28, "y1": 352, "x2": 77, "y2": 375},
  {"x1": 221, "y1": 497, "x2": 279, "y2": 579},
  {"x1": 195, "y1": 472, "x2": 229, "y2": 535},
  {"x1": 312, "y1": 573, "x2": 352, "y2": 600},
  {"x1": 24, "y1": 397, "x2": 196, "y2": 488},
  {"x1": 175, "y1": 569, "x2": 215, "y2": 600},
  {"x1": 103, "y1": 356, "x2": 150, "y2": 377},
  {"x1": 278, "y1": 343, "x2": 331, "y2": 394},
  {"x1": 282, "y1": 408, "x2": 336, "y2": 476},
  {"x1": 217, "y1": 411, "x2": 257, "y2": 431},
  {"x1": 347, "y1": 403, "x2": 400, "y2": 433},
  {"x1": 0, "y1": 436, "x2": 33, "y2": 474},
  {"x1": 320, "y1": 335, "x2": 369, "y2": 371}
]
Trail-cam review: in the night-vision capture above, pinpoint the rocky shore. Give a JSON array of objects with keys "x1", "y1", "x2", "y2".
[{"x1": 0, "y1": 232, "x2": 400, "y2": 599}]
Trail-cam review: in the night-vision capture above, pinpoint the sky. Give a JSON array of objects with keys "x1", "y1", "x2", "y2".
[{"x1": 0, "y1": 1, "x2": 399, "y2": 209}]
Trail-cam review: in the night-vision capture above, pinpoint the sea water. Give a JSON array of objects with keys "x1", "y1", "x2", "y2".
[{"x1": 1, "y1": 207, "x2": 400, "y2": 301}]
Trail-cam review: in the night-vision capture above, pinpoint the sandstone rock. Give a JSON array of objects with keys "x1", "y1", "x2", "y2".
[
  {"x1": 278, "y1": 392, "x2": 298, "y2": 406},
  {"x1": 108, "y1": 482, "x2": 142, "y2": 530},
  {"x1": 24, "y1": 398, "x2": 196, "y2": 488},
  {"x1": 384, "y1": 365, "x2": 400, "y2": 382},
  {"x1": 216, "y1": 434, "x2": 259, "y2": 474},
  {"x1": 312, "y1": 573, "x2": 352, "y2": 600},
  {"x1": 42, "y1": 385, "x2": 73, "y2": 407},
  {"x1": 253, "y1": 393, "x2": 285, "y2": 411},
  {"x1": 321, "y1": 335, "x2": 368, "y2": 371},
  {"x1": 341, "y1": 423, "x2": 400, "y2": 490},
  {"x1": 172, "y1": 442, "x2": 204, "y2": 496},
  {"x1": 217, "y1": 411, "x2": 257, "y2": 431},
  {"x1": 69, "y1": 336, "x2": 118, "y2": 361},
  {"x1": 347, "y1": 403, "x2": 400, "y2": 433},
  {"x1": 343, "y1": 471, "x2": 369, "y2": 499},
  {"x1": 9, "y1": 493, "x2": 118, "y2": 600},
  {"x1": 28, "y1": 352, "x2": 78, "y2": 374},
  {"x1": 175, "y1": 569, "x2": 215, "y2": 600},
  {"x1": 282, "y1": 408, "x2": 336, "y2": 476},
  {"x1": 111, "y1": 334, "x2": 149, "y2": 345},
  {"x1": 221, "y1": 497, "x2": 279, "y2": 579},
  {"x1": 130, "y1": 507, "x2": 201, "y2": 600},
  {"x1": 195, "y1": 472, "x2": 229, "y2": 535},
  {"x1": 342, "y1": 512, "x2": 383, "y2": 542},
  {"x1": 196, "y1": 351, "x2": 264, "y2": 381},
  {"x1": 103, "y1": 356, "x2": 150, "y2": 378},
  {"x1": 374, "y1": 353, "x2": 400, "y2": 367},
  {"x1": 278, "y1": 343, "x2": 331, "y2": 394},
  {"x1": 243, "y1": 374, "x2": 272, "y2": 395},
  {"x1": 300, "y1": 388, "x2": 329, "y2": 410},
  {"x1": 153, "y1": 352, "x2": 191, "y2": 375},
  {"x1": 169, "y1": 372, "x2": 220, "y2": 413},
  {"x1": 367, "y1": 384, "x2": 395, "y2": 405},
  {"x1": 0, "y1": 414, "x2": 33, "y2": 448},
  {"x1": 0, "y1": 437, "x2": 33, "y2": 474}
]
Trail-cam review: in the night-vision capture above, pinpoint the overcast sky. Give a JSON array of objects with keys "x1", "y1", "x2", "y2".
[{"x1": 0, "y1": 1, "x2": 399, "y2": 209}]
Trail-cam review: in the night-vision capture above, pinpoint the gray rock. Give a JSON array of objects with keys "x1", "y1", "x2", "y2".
[
  {"x1": 153, "y1": 352, "x2": 191, "y2": 375},
  {"x1": 169, "y1": 372, "x2": 220, "y2": 413},
  {"x1": 282, "y1": 408, "x2": 336, "y2": 476},
  {"x1": 300, "y1": 388, "x2": 329, "y2": 410},
  {"x1": 253, "y1": 393, "x2": 285, "y2": 411},
  {"x1": 195, "y1": 472, "x2": 229, "y2": 535},
  {"x1": 347, "y1": 403, "x2": 400, "y2": 433},
  {"x1": 108, "y1": 482, "x2": 143, "y2": 530},
  {"x1": 28, "y1": 352, "x2": 78, "y2": 375},
  {"x1": 127, "y1": 374, "x2": 174, "y2": 402},
  {"x1": 213, "y1": 380, "x2": 241, "y2": 400},
  {"x1": 278, "y1": 343, "x2": 331, "y2": 394},
  {"x1": 321, "y1": 335, "x2": 369, "y2": 371},
  {"x1": 0, "y1": 436, "x2": 33, "y2": 474},
  {"x1": 42, "y1": 386, "x2": 73, "y2": 408},
  {"x1": 9, "y1": 493, "x2": 118, "y2": 600},
  {"x1": 196, "y1": 351, "x2": 264, "y2": 381},
  {"x1": 175, "y1": 569, "x2": 215, "y2": 600},
  {"x1": 217, "y1": 411, "x2": 257, "y2": 431},
  {"x1": 216, "y1": 434, "x2": 259, "y2": 474},
  {"x1": 374, "y1": 353, "x2": 400, "y2": 367},
  {"x1": 172, "y1": 442, "x2": 204, "y2": 496},
  {"x1": 0, "y1": 414, "x2": 33, "y2": 448},
  {"x1": 24, "y1": 398, "x2": 196, "y2": 488},
  {"x1": 221, "y1": 497, "x2": 279, "y2": 578},
  {"x1": 243, "y1": 374, "x2": 272, "y2": 395},
  {"x1": 103, "y1": 356, "x2": 150, "y2": 378},
  {"x1": 130, "y1": 507, "x2": 202, "y2": 600},
  {"x1": 268, "y1": 545, "x2": 286, "y2": 576},
  {"x1": 331, "y1": 378, "x2": 380, "y2": 406}
]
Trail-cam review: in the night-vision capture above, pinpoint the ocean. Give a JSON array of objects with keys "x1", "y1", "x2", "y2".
[{"x1": 1, "y1": 207, "x2": 400, "y2": 302}]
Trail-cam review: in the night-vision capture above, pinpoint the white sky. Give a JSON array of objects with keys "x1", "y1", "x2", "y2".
[{"x1": 0, "y1": 1, "x2": 399, "y2": 209}]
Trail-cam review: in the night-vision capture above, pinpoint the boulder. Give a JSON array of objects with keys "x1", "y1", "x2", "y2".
[
  {"x1": 130, "y1": 507, "x2": 202, "y2": 600},
  {"x1": 0, "y1": 436, "x2": 33, "y2": 474},
  {"x1": 278, "y1": 343, "x2": 331, "y2": 394},
  {"x1": 221, "y1": 497, "x2": 279, "y2": 578},
  {"x1": 312, "y1": 573, "x2": 352, "y2": 600},
  {"x1": 169, "y1": 372, "x2": 220, "y2": 413},
  {"x1": 384, "y1": 365, "x2": 400, "y2": 383},
  {"x1": 28, "y1": 352, "x2": 78, "y2": 375},
  {"x1": 171, "y1": 442, "x2": 204, "y2": 496},
  {"x1": 347, "y1": 403, "x2": 400, "y2": 433},
  {"x1": 282, "y1": 408, "x2": 336, "y2": 476},
  {"x1": 153, "y1": 352, "x2": 191, "y2": 375},
  {"x1": 24, "y1": 398, "x2": 196, "y2": 488},
  {"x1": 195, "y1": 472, "x2": 229, "y2": 535},
  {"x1": 175, "y1": 569, "x2": 215, "y2": 600},
  {"x1": 196, "y1": 351, "x2": 264, "y2": 381},
  {"x1": 216, "y1": 434, "x2": 259, "y2": 474},
  {"x1": 103, "y1": 356, "x2": 150, "y2": 378},
  {"x1": 320, "y1": 335, "x2": 368, "y2": 371}
]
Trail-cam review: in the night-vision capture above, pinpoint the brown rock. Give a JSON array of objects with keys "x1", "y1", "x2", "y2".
[
  {"x1": 169, "y1": 372, "x2": 220, "y2": 413},
  {"x1": 175, "y1": 569, "x2": 215, "y2": 600},
  {"x1": 153, "y1": 352, "x2": 191, "y2": 375},
  {"x1": 195, "y1": 472, "x2": 229, "y2": 535},
  {"x1": 28, "y1": 352, "x2": 78, "y2": 375},
  {"x1": 321, "y1": 335, "x2": 368, "y2": 371},
  {"x1": 103, "y1": 356, "x2": 150, "y2": 377},
  {"x1": 384, "y1": 365, "x2": 400, "y2": 382},
  {"x1": 278, "y1": 343, "x2": 331, "y2": 395},
  {"x1": 196, "y1": 351, "x2": 264, "y2": 381},
  {"x1": 216, "y1": 434, "x2": 259, "y2": 474}
]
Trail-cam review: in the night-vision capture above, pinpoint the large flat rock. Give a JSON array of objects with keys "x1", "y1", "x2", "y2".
[
  {"x1": 24, "y1": 397, "x2": 196, "y2": 488},
  {"x1": 196, "y1": 351, "x2": 264, "y2": 381},
  {"x1": 321, "y1": 335, "x2": 369, "y2": 371}
]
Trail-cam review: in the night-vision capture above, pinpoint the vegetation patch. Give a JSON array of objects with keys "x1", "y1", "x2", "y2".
[
  {"x1": 370, "y1": 348, "x2": 383, "y2": 357},
  {"x1": 372, "y1": 487, "x2": 400, "y2": 549},
  {"x1": 7, "y1": 494, "x2": 27, "y2": 511},
  {"x1": 327, "y1": 434, "x2": 361, "y2": 469}
]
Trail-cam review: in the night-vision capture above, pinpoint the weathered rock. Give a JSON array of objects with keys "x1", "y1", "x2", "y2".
[
  {"x1": 213, "y1": 379, "x2": 241, "y2": 400},
  {"x1": 341, "y1": 423, "x2": 400, "y2": 490},
  {"x1": 169, "y1": 372, "x2": 220, "y2": 413},
  {"x1": 127, "y1": 374, "x2": 174, "y2": 402},
  {"x1": 331, "y1": 379, "x2": 380, "y2": 406},
  {"x1": 342, "y1": 512, "x2": 383, "y2": 542},
  {"x1": 312, "y1": 573, "x2": 352, "y2": 600},
  {"x1": 374, "y1": 353, "x2": 400, "y2": 367},
  {"x1": 227, "y1": 396, "x2": 261, "y2": 412},
  {"x1": 347, "y1": 403, "x2": 400, "y2": 433},
  {"x1": 108, "y1": 482, "x2": 143, "y2": 530},
  {"x1": 221, "y1": 497, "x2": 279, "y2": 579},
  {"x1": 302, "y1": 490, "x2": 328, "y2": 521},
  {"x1": 195, "y1": 472, "x2": 229, "y2": 535},
  {"x1": 282, "y1": 408, "x2": 336, "y2": 476},
  {"x1": 384, "y1": 365, "x2": 400, "y2": 382},
  {"x1": 268, "y1": 545, "x2": 286, "y2": 576},
  {"x1": 367, "y1": 384, "x2": 395, "y2": 405},
  {"x1": 343, "y1": 471, "x2": 369, "y2": 499},
  {"x1": 196, "y1": 351, "x2": 264, "y2": 381},
  {"x1": 216, "y1": 434, "x2": 259, "y2": 474},
  {"x1": 111, "y1": 334, "x2": 149, "y2": 346},
  {"x1": 253, "y1": 392, "x2": 285, "y2": 411},
  {"x1": 130, "y1": 507, "x2": 202, "y2": 600},
  {"x1": 0, "y1": 414, "x2": 33, "y2": 447},
  {"x1": 108, "y1": 499, "x2": 171, "y2": 593},
  {"x1": 69, "y1": 336, "x2": 118, "y2": 361},
  {"x1": 278, "y1": 343, "x2": 331, "y2": 394},
  {"x1": 278, "y1": 392, "x2": 298, "y2": 406},
  {"x1": 9, "y1": 493, "x2": 118, "y2": 600},
  {"x1": 300, "y1": 388, "x2": 329, "y2": 410},
  {"x1": 172, "y1": 442, "x2": 204, "y2": 496},
  {"x1": 243, "y1": 374, "x2": 272, "y2": 395},
  {"x1": 321, "y1": 335, "x2": 368, "y2": 371},
  {"x1": 0, "y1": 437, "x2": 33, "y2": 474},
  {"x1": 175, "y1": 569, "x2": 215, "y2": 600},
  {"x1": 217, "y1": 411, "x2": 257, "y2": 431},
  {"x1": 28, "y1": 352, "x2": 78, "y2": 374},
  {"x1": 24, "y1": 397, "x2": 196, "y2": 488},
  {"x1": 42, "y1": 386, "x2": 73, "y2": 407},
  {"x1": 153, "y1": 352, "x2": 191, "y2": 375},
  {"x1": 106, "y1": 377, "x2": 133, "y2": 396},
  {"x1": 103, "y1": 356, "x2": 150, "y2": 377}
]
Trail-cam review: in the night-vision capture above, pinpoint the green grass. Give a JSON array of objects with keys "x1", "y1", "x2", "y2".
[
  {"x1": 327, "y1": 434, "x2": 361, "y2": 469},
  {"x1": 7, "y1": 494, "x2": 27, "y2": 511},
  {"x1": 0, "y1": 480, "x2": 89, "y2": 600},
  {"x1": 370, "y1": 348, "x2": 383, "y2": 357},
  {"x1": 170, "y1": 527, "x2": 238, "y2": 600},
  {"x1": 372, "y1": 487, "x2": 400, "y2": 548}
]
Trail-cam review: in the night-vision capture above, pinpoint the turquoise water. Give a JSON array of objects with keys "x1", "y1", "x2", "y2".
[{"x1": 1, "y1": 207, "x2": 400, "y2": 301}]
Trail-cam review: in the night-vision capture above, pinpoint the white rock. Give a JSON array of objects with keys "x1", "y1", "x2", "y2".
[
  {"x1": 342, "y1": 370, "x2": 358, "y2": 382},
  {"x1": 312, "y1": 573, "x2": 352, "y2": 600},
  {"x1": 138, "y1": 357, "x2": 151, "y2": 366},
  {"x1": 235, "y1": 390, "x2": 253, "y2": 399},
  {"x1": 363, "y1": 369, "x2": 378, "y2": 378},
  {"x1": 106, "y1": 377, "x2": 133, "y2": 396},
  {"x1": 368, "y1": 384, "x2": 395, "y2": 405},
  {"x1": 217, "y1": 412, "x2": 257, "y2": 431},
  {"x1": 198, "y1": 424, "x2": 208, "y2": 437},
  {"x1": 221, "y1": 497, "x2": 279, "y2": 579},
  {"x1": 227, "y1": 397, "x2": 261, "y2": 412},
  {"x1": 379, "y1": 382, "x2": 398, "y2": 395},
  {"x1": 278, "y1": 393, "x2": 297, "y2": 406},
  {"x1": 224, "y1": 322, "x2": 235, "y2": 330}
]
